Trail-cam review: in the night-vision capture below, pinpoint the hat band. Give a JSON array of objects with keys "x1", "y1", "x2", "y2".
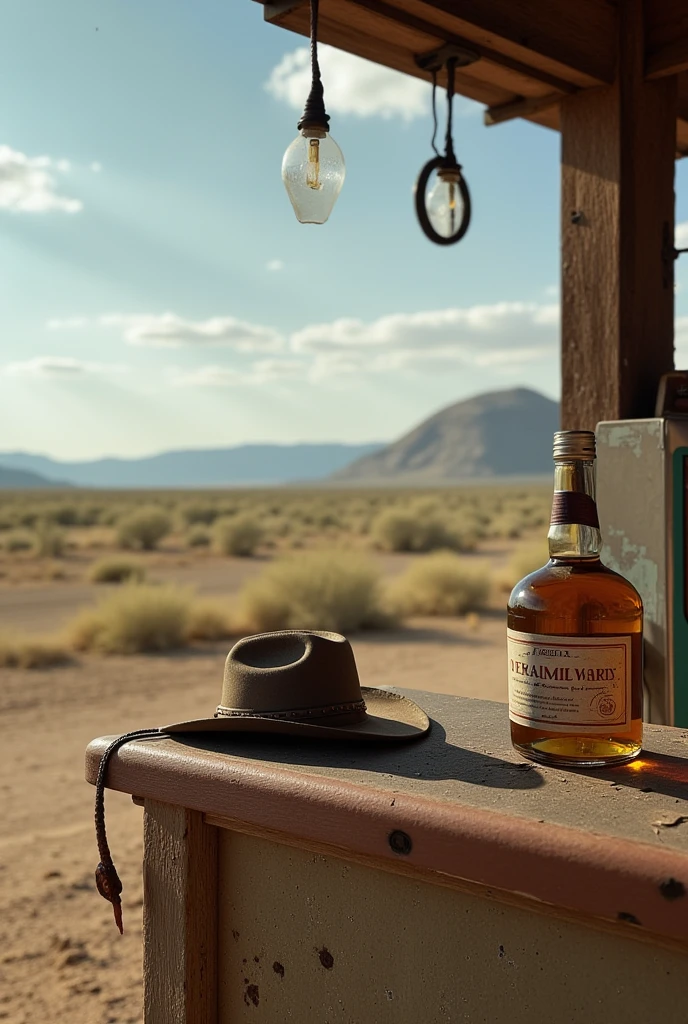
[{"x1": 214, "y1": 698, "x2": 367, "y2": 722}]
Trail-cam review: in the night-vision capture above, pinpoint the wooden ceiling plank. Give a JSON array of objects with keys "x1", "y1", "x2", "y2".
[
  {"x1": 264, "y1": 3, "x2": 516, "y2": 108},
  {"x1": 646, "y1": 0, "x2": 688, "y2": 79},
  {"x1": 345, "y1": 0, "x2": 577, "y2": 96},
  {"x1": 399, "y1": 0, "x2": 616, "y2": 85}
]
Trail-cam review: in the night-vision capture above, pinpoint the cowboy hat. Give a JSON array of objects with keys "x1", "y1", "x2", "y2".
[
  {"x1": 93, "y1": 629, "x2": 429, "y2": 934},
  {"x1": 164, "y1": 629, "x2": 429, "y2": 741}
]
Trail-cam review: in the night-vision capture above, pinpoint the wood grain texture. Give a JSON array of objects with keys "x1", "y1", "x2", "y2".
[
  {"x1": 561, "y1": 0, "x2": 676, "y2": 429},
  {"x1": 423, "y1": 0, "x2": 616, "y2": 83},
  {"x1": 268, "y1": 2, "x2": 514, "y2": 108},
  {"x1": 646, "y1": 0, "x2": 688, "y2": 79},
  {"x1": 143, "y1": 801, "x2": 218, "y2": 1024},
  {"x1": 345, "y1": 0, "x2": 577, "y2": 96}
]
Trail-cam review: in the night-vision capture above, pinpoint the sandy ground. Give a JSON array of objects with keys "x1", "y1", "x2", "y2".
[{"x1": 0, "y1": 552, "x2": 510, "y2": 1024}]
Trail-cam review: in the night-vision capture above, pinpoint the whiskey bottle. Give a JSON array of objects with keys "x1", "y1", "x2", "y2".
[{"x1": 507, "y1": 430, "x2": 643, "y2": 766}]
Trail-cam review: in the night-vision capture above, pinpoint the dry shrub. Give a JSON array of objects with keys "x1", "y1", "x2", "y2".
[
  {"x1": 116, "y1": 507, "x2": 172, "y2": 551},
  {"x1": 186, "y1": 526, "x2": 211, "y2": 548},
  {"x1": 186, "y1": 599, "x2": 237, "y2": 641},
  {"x1": 388, "y1": 553, "x2": 491, "y2": 617},
  {"x1": 33, "y1": 521, "x2": 66, "y2": 558},
  {"x1": 88, "y1": 557, "x2": 146, "y2": 584},
  {"x1": 68, "y1": 584, "x2": 191, "y2": 654},
  {"x1": 501, "y1": 541, "x2": 550, "y2": 591},
  {"x1": 2, "y1": 530, "x2": 33, "y2": 553},
  {"x1": 179, "y1": 502, "x2": 220, "y2": 527},
  {"x1": 238, "y1": 550, "x2": 393, "y2": 634},
  {"x1": 0, "y1": 634, "x2": 71, "y2": 669},
  {"x1": 215, "y1": 515, "x2": 263, "y2": 557},
  {"x1": 371, "y1": 509, "x2": 475, "y2": 554}
]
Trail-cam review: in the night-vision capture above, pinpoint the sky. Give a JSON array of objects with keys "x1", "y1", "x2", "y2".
[{"x1": 2, "y1": 1, "x2": 688, "y2": 461}]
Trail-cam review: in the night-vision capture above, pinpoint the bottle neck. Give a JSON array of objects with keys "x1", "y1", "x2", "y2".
[{"x1": 547, "y1": 459, "x2": 602, "y2": 560}]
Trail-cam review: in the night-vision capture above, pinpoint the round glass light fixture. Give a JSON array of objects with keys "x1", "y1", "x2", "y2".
[
  {"x1": 281, "y1": 0, "x2": 345, "y2": 224},
  {"x1": 415, "y1": 156, "x2": 471, "y2": 246},
  {"x1": 414, "y1": 53, "x2": 472, "y2": 246}
]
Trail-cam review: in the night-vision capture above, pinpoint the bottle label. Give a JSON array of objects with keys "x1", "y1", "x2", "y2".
[{"x1": 507, "y1": 630, "x2": 632, "y2": 733}]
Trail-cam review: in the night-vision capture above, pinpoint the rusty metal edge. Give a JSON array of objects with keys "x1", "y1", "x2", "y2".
[{"x1": 86, "y1": 735, "x2": 688, "y2": 948}]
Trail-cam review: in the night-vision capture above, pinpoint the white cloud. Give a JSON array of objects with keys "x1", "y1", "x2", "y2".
[
  {"x1": 90, "y1": 161, "x2": 103, "y2": 173},
  {"x1": 265, "y1": 45, "x2": 477, "y2": 122},
  {"x1": 291, "y1": 302, "x2": 559, "y2": 356},
  {"x1": 46, "y1": 316, "x2": 89, "y2": 330},
  {"x1": 0, "y1": 146, "x2": 82, "y2": 213},
  {"x1": 4, "y1": 356, "x2": 126, "y2": 378},
  {"x1": 169, "y1": 358, "x2": 305, "y2": 388},
  {"x1": 100, "y1": 313, "x2": 284, "y2": 352},
  {"x1": 44, "y1": 301, "x2": 560, "y2": 386},
  {"x1": 266, "y1": 259, "x2": 284, "y2": 272}
]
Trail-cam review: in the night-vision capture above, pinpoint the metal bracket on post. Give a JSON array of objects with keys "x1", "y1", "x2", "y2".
[{"x1": 414, "y1": 44, "x2": 479, "y2": 74}]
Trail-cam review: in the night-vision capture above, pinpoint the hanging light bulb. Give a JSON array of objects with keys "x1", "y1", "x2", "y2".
[
  {"x1": 414, "y1": 54, "x2": 471, "y2": 246},
  {"x1": 281, "y1": 0, "x2": 345, "y2": 224},
  {"x1": 425, "y1": 166, "x2": 465, "y2": 238}
]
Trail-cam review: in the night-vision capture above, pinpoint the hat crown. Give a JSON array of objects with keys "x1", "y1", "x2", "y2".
[{"x1": 219, "y1": 630, "x2": 363, "y2": 717}]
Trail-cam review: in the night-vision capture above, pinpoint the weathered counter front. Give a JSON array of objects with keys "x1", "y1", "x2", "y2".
[{"x1": 86, "y1": 691, "x2": 688, "y2": 1024}]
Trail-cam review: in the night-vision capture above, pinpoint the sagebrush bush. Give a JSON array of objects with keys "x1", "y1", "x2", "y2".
[
  {"x1": 185, "y1": 599, "x2": 236, "y2": 641},
  {"x1": 186, "y1": 526, "x2": 211, "y2": 548},
  {"x1": 502, "y1": 542, "x2": 550, "y2": 591},
  {"x1": 68, "y1": 584, "x2": 191, "y2": 654},
  {"x1": 388, "y1": 553, "x2": 491, "y2": 617},
  {"x1": 0, "y1": 634, "x2": 71, "y2": 669},
  {"x1": 371, "y1": 509, "x2": 474, "y2": 554},
  {"x1": 489, "y1": 513, "x2": 524, "y2": 540},
  {"x1": 2, "y1": 530, "x2": 34, "y2": 553},
  {"x1": 215, "y1": 515, "x2": 263, "y2": 557},
  {"x1": 33, "y1": 521, "x2": 66, "y2": 558},
  {"x1": 88, "y1": 557, "x2": 146, "y2": 584},
  {"x1": 239, "y1": 550, "x2": 393, "y2": 633},
  {"x1": 116, "y1": 507, "x2": 172, "y2": 551},
  {"x1": 180, "y1": 502, "x2": 220, "y2": 527}
]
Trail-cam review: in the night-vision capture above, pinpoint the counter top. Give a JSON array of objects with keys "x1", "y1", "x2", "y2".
[{"x1": 86, "y1": 689, "x2": 688, "y2": 946}]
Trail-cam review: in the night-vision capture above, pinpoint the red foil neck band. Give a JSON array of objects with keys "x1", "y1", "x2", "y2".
[{"x1": 550, "y1": 491, "x2": 600, "y2": 529}]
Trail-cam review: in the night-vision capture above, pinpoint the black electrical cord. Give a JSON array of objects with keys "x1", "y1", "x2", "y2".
[{"x1": 297, "y1": 0, "x2": 329, "y2": 131}]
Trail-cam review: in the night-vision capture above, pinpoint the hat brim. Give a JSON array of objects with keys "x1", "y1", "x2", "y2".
[{"x1": 163, "y1": 687, "x2": 429, "y2": 742}]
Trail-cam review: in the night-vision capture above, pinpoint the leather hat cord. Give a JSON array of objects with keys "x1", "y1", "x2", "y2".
[{"x1": 94, "y1": 729, "x2": 163, "y2": 933}]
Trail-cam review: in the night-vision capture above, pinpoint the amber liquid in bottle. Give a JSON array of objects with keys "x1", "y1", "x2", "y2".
[{"x1": 508, "y1": 437, "x2": 643, "y2": 767}]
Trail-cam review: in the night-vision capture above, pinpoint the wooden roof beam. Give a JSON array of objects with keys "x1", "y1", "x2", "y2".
[
  {"x1": 343, "y1": 0, "x2": 578, "y2": 97},
  {"x1": 261, "y1": 0, "x2": 617, "y2": 87},
  {"x1": 484, "y1": 91, "x2": 568, "y2": 127},
  {"x1": 405, "y1": 0, "x2": 616, "y2": 85},
  {"x1": 646, "y1": 1, "x2": 688, "y2": 79}
]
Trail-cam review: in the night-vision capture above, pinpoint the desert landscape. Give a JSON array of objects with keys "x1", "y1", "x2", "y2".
[{"x1": 0, "y1": 483, "x2": 549, "y2": 1023}]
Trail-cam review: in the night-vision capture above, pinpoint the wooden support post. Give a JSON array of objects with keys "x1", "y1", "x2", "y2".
[
  {"x1": 143, "y1": 801, "x2": 218, "y2": 1024},
  {"x1": 560, "y1": 0, "x2": 677, "y2": 430}
]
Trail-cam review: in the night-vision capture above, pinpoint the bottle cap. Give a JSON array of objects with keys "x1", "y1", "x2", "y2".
[{"x1": 553, "y1": 430, "x2": 596, "y2": 461}]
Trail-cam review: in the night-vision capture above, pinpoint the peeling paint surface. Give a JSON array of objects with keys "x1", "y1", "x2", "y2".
[
  {"x1": 602, "y1": 420, "x2": 662, "y2": 458},
  {"x1": 602, "y1": 532, "x2": 663, "y2": 623}
]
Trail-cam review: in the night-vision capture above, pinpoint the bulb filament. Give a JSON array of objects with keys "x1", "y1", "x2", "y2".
[
  {"x1": 307, "y1": 138, "x2": 321, "y2": 190},
  {"x1": 448, "y1": 180, "x2": 456, "y2": 235}
]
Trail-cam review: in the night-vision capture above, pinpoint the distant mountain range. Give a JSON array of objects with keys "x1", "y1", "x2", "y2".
[
  {"x1": 0, "y1": 465, "x2": 70, "y2": 489},
  {"x1": 0, "y1": 443, "x2": 383, "y2": 489},
  {"x1": 0, "y1": 388, "x2": 559, "y2": 489},
  {"x1": 333, "y1": 387, "x2": 559, "y2": 482}
]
